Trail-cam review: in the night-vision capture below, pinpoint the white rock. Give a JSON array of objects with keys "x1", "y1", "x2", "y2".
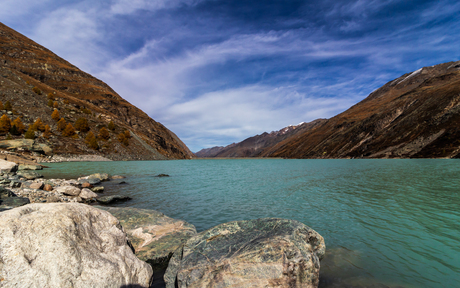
[
  {"x1": 0, "y1": 203, "x2": 153, "y2": 287},
  {"x1": 79, "y1": 188, "x2": 98, "y2": 199},
  {"x1": 0, "y1": 159, "x2": 18, "y2": 173},
  {"x1": 55, "y1": 185, "x2": 81, "y2": 196}
]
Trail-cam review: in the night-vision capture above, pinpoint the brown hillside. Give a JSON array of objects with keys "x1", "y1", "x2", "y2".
[
  {"x1": 0, "y1": 22, "x2": 193, "y2": 160},
  {"x1": 261, "y1": 61, "x2": 460, "y2": 159}
]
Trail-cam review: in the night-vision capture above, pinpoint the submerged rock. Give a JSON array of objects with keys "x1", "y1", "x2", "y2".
[
  {"x1": 165, "y1": 218, "x2": 325, "y2": 288},
  {"x1": 0, "y1": 203, "x2": 153, "y2": 287},
  {"x1": 91, "y1": 186, "x2": 104, "y2": 193},
  {"x1": 155, "y1": 174, "x2": 170, "y2": 177},
  {"x1": 96, "y1": 195, "x2": 132, "y2": 204},
  {"x1": 111, "y1": 175, "x2": 126, "y2": 179},
  {"x1": 96, "y1": 206, "x2": 197, "y2": 271}
]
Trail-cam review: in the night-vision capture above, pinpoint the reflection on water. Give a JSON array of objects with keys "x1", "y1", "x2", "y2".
[{"x1": 40, "y1": 159, "x2": 460, "y2": 287}]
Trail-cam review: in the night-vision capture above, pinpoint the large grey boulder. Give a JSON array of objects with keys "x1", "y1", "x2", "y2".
[
  {"x1": 0, "y1": 159, "x2": 18, "y2": 173},
  {"x1": 55, "y1": 185, "x2": 81, "y2": 196},
  {"x1": 96, "y1": 207, "x2": 197, "y2": 271},
  {"x1": 0, "y1": 139, "x2": 52, "y2": 155},
  {"x1": 0, "y1": 203, "x2": 153, "y2": 287},
  {"x1": 165, "y1": 218, "x2": 325, "y2": 288}
]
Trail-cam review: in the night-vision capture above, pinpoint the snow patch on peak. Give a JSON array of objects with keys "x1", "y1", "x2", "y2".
[{"x1": 398, "y1": 68, "x2": 423, "y2": 84}]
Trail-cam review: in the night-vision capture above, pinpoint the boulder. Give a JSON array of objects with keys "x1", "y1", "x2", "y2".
[
  {"x1": 91, "y1": 186, "x2": 104, "y2": 193},
  {"x1": 0, "y1": 186, "x2": 15, "y2": 198},
  {"x1": 55, "y1": 185, "x2": 81, "y2": 196},
  {"x1": 0, "y1": 159, "x2": 18, "y2": 173},
  {"x1": 0, "y1": 203, "x2": 153, "y2": 287},
  {"x1": 16, "y1": 170, "x2": 43, "y2": 180},
  {"x1": 9, "y1": 180, "x2": 22, "y2": 188},
  {"x1": 43, "y1": 184, "x2": 53, "y2": 191},
  {"x1": 96, "y1": 207, "x2": 197, "y2": 271},
  {"x1": 0, "y1": 196, "x2": 30, "y2": 210},
  {"x1": 18, "y1": 164, "x2": 43, "y2": 170},
  {"x1": 89, "y1": 173, "x2": 110, "y2": 181},
  {"x1": 29, "y1": 182, "x2": 44, "y2": 189},
  {"x1": 79, "y1": 188, "x2": 98, "y2": 199},
  {"x1": 111, "y1": 175, "x2": 126, "y2": 179},
  {"x1": 165, "y1": 218, "x2": 326, "y2": 288},
  {"x1": 77, "y1": 178, "x2": 101, "y2": 185},
  {"x1": 0, "y1": 139, "x2": 52, "y2": 155},
  {"x1": 81, "y1": 182, "x2": 93, "y2": 188},
  {"x1": 96, "y1": 195, "x2": 131, "y2": 204}
]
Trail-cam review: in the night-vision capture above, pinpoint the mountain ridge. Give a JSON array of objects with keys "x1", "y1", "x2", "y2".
[{"x1": 0, "y1": 22, "x2": 193, "y2": 160}]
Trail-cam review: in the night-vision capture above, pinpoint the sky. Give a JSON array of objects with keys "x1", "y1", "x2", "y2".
[{"x1": 1, "y1": 0, "x2": 460, "y2": 152}]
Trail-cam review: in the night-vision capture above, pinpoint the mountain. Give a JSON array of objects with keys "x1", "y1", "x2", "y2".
[
  {"x1": 261, "y1": 61, "x2": 460, "y2": 159},
  {"x1": 0, "y1": 22, "x2": 193, "y2": 160},
  {"x1": 195, "y1": 119, "x2": 326, "y2": 157}
]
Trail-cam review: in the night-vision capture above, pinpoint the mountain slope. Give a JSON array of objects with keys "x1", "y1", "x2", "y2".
[
  {"x1": 0, "y1": 22, "x2": 193, "y2": 160},
  {"x1": 261, "y1": 61, "x2": 460, "y2": 159},
  {"x1": 196, "y1": 119, "x2": 326, "y2": 157}
]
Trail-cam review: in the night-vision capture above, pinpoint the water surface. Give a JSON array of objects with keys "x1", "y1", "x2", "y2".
[{"x1": 40, "y1": 159, "x2": 460, "y2": 287}]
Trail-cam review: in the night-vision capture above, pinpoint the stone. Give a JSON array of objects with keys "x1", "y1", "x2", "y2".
[
  {"x1": 111, "y1": 175, "x2": 126, "y2": 179},
  {"x1": 18, "y1": 164, "x2": 43, "y2": 170},
  {"x1": 155, "y1": 174, "x2": 170, "y2": 177},
  {"x1": 81, "y1": 182, "x2": 93, "y2": 188},
  {"x1": 0, "y1": 203, "x2": 153, "y2": 287},
  {"x1": 165, "y1": 218, "x2": 326, "y2": 288},
  {"x1": 43, "y1": 184, "x2": 53, "y2": 191},
  {"x1": 96, "y1": 195, "x2": 132, "y2": 204},
  {"x1": 29, "y1": 182, "x2": 44, "y2": 189},
  {"x1": 0, "y1": 159, "x2": 18, "y2": 173},
  {"x1": 91, "y1": 186, "x2": 104, "y2": 193},
  {"x1": 55, "y1": 185, "x2": 81, "y2": 196},
  {"x1": 0, "y1": 196, "x2": 30, "y2": 210},
  {"x1": 77, "y1": 178, "x2": 101, "y2": 185},
  {"x1": 9, "y1": 180, "x2": 22, "y2": 188},
  {"x1": 89, "y1": 173, "x2": 110, "y2": 181},
  {"x1": 0, "y1": 186, "x2": 15, "y2": 198},
  {"x1": 0, "y1": 139, "x2": 52, "y2": 155},
  {"x1": 79, "y1": 188, "x2": 98, "y2": 199},
  {"x1": 16, "y1": 170, "x2": 43, "y2": 180},
  {"x1": 96, "y1": 206, "x2": 197, "y2": 271},
  {"x1": 118, "y1": 181, "x2": 128, "y2": 185}
]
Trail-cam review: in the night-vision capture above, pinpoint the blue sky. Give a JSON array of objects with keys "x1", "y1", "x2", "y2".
[{"x1": 1, "y1": 0, "x2": 460, "y2": 152}]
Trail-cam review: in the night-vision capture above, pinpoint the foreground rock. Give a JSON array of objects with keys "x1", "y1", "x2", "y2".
[
  {"x1": 0, "y1": 159, "x2": 18, "y2": 173},
  {"x1": 0, "y1": 186, "x2": 30, "y2": 210},
  {"x1": 0, "y1": 203, "x2": 153, "y2": 287},
  {"x1": 96, "y1": 206, "x2": 197, "y2": 271},
  {"x1": 165, "y1": 218, "x2": 325, "y2": 288}
]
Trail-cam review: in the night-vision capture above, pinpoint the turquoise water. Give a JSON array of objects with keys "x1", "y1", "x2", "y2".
[{"x1": 40, "y1": 159, "x2": 460, "y2": 287}]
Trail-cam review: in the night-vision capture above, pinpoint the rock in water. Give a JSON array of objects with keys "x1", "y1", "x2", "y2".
[
  {"x1": 55, "y1": 185, "x2": 81, "y2": 196},
  {"x1": 96, "y1": 195, "x2": 132, "y2": 204},
  {"x1": 96, "y1": 207, "x2": 197, "y2": 270},
  {"x1": 165, "y1": 218, "x2": 325, "y2": 288},
  {"x1": 0, "y1": 203, "x2": 153, "y2": 287}
]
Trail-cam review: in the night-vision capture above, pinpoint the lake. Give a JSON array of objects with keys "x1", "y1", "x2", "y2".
[{"x1": 40, "y1": 159, "x2": 460, "y2": 287}]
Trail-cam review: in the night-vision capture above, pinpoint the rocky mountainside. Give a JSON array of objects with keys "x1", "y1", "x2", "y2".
[
  {"x1": 195, "y1": 119, "x2": 326, "y2": 157},
  {"x1": 261, "y1": 61, "x2": 460, "y2": 158},
  {"x1": 0, "y1": 22, "x2": 193, "y2": 160}
]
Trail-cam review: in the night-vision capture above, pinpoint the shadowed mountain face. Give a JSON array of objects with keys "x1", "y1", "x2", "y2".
[
  {"x1": 195, "y1": 119, "x2": 327, "y2": 158},
  {"x1": 0, "y1": 22, "x2": 193, "y2": 160},
  {"x1": 261, "y1": 61, "x2": 460, "y2": 159}
]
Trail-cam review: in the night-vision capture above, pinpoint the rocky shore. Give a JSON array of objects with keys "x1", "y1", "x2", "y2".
[{"x1": 0, "y1": 158, "x2": 326, "y2": 288}]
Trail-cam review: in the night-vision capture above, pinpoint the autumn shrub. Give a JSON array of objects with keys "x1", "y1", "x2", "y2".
[
  {"x1": 43, "y1": 125, "x2": 51, "y2": 139},
  {"x1": 4, "y1": 101, "x2": 12, "y2": 111},
  {"x1": 47, "y1": 93, "x2": 54, "y2": 100},
  {"x1": 51, "y1": 109, "x2": 60, "y2": 121},
  {"x1": 53, "y1": 101, "x2": 59, "y2": 109},
  {"x1": 108, "y1": 120, "x2": 115, "y2": 131},
  {"x1": 33, "y1": 118, "x2": 46, "y2": 132},
  {"x1": 117, "y1": 132, "x2": 129, "y2": 146},
  {"x1": 75, "y1": 117, "x2": 89, "y2": 132},
  {"x1": 85, "y1": 131, "x2": 99, "y2": 150},
  {"x1": 57, "y1": 118, "x2": 66, "y2": 131},
  {"x1": 47, "y1": 99, "x2": 54, "y2": 107},
  {"x1": 124, "y1": 129, "x2": 131, "y2": 138},
  {"x1": 32, "y1": 87, "x2": 42, "y2": 95},
  {"x1": 24, "y1": 126, "x2": 35, "y2": 139},
  {"x1": 81, "y1": 107, "x2": 91, "y2": 115},
  {"x1": 0, "y1": 114, "x2": 12, "y2": 133},
  {"x1": 98, "y1": 127, "x2": 110, "y2": 140},
  {"x1": 62, "y1": 123, "x2": 76, "y2": 137},
  {"x1": 11, "y1": 117, "x2": 25, "y2": 135}
]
